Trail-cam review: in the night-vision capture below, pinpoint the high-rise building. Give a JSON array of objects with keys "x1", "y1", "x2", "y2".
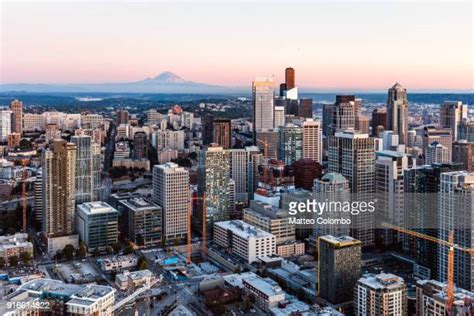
[
  {"x1": 423, "y1": 127, "x2": 452, "y2": 162},
  {"x1": 354, "y1": 273, "x2": 407, "y2": 316},
  {"x1": 197, "y1": 145, "x2": 231, "y2": 238},
  {"x1": 119, "y1": 197, "x2": 162, "y2": 247},
  {"x1": 318, "y1": 235, "x2": 362, "y2": 307},
  {"x1": 293, "y1": 159, "x2": 321, "y2": 191},
  {"x1": 457, "y1": 119, "x2": 474, "y2": 142},
  {"x1": 42, "y1": 139, "x2": 77, "y2": 236},
  {"x1": 246, "y1": 146, "x2": 262, "y2": 201},
  {"x1": 71, "y1": 135, "x2": 95, "y2": 204},
  {"x1": 10, "y1": 99, "x2": 23, "y2": 135},
  {"x1": 355, "y1": 115, "x2": 370, "y2": 134},
  {"x1": 278, "y1": 124, "x2": 303, "y2": 165},
  {"x1": 322, "y1": 103, "x2": 334, "y2": 137},
  {"x1": 453, "y1": 140, "x2": 474, "y2": 172},
  {"x1": 302, "y1": 119, "x2": 322, "y2": 163},
  {"x1": 153, "y1": 162, "x2": 189, "y2": 245},
  {"x1": 252, "y1": 78, "x2": 275, "y2": 134},
  {"x1": 116, "y1": 109, "x2": 129, "y2": 125},
  {"x1": 386, "y1": 82, "x2": 409, "y2": 145},
  {"x1": 439, "y1": 101, "x2": 468, "y2": 141},
  {"x1": 328, "y1": 131, "x2": 375, "y2": 247},
  {"x1": 202, "y1": 114, "x2": 214, "y2": 146},
  {"x1": 256, "y1": 129, "x2": 278, "y2": 159},
  {"x1": 213, "y1": 118, "x2": 232, "y2": 149},
  {"x1": 229, "y1": 149, "x2": 249, "y2": 203},
  {"x1": 285, "y1": 67, "x2": 295, "y2": 90},
  {"x1": 371, "y1": 107, "x2": 387, "y2": 137},
  {"x1": 75, "y1": 202, "x2": 119, "y2": 252},
  {"x1": 133, "y1": 131, "x2": 148, "y2": 159},
  {"x1": 34, "y1": 171, "x2": 43, "y2": 224},
  {"x1": 274, "y1": 105, "x2": 286, "y2": 128},
  {"x1": 327, "y1": 95, "x2": 357, "y2": 136},
  {"x1": 298, "y1": 98, "x2": 313, "y2": 118},
  {"x1": 426, "y1": 142, "x2": 450, "y2": 165},
  {"x1": 438, "y1": 171, "x2": 474, "y2": 291},
  {"x1": 0, "y1": 109, "x2": 12, "y2": 143}
]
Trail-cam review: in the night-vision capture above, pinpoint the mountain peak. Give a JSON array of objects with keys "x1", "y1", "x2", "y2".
[{"x1": 150, "y1": 71, "x2": 187, "y2": 84}]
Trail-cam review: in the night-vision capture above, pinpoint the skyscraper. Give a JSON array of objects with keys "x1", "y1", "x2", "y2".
[
  {"x1": 197, "y1": 145, "x2": 231, "y2": 238},
  {"x1": 278, "y1": 124, "x2": 303, "y2": 165},
  {"x1": 285, "y1": 67, "x2": 295, "y2": 90},
  {"x1": 71, "y1": 135, "x2": 94, "y2": 204},
  {"x1": 116, "y1": 109, "x2": 129, "y2": 125},
  {"x1": 386, "y1": 83, "x2": 409, "y2": 145},
  {"x1": 422, "y1": 127, "x2": 452, "y2": 162},
  {"x1": 439, "y1": 101, "x2": 468, "y2": 141},
  {"x1": 326, "y1": 95, "x2": 357, "y2": 136},
  {"x1": 302, "y1": 119, "x2": 322, "y2": 163},
  {"x1": 10, "y1": 99, "x2": 23, "y2": 135},
  {"x1": 273, "y1": 105, "x2": 286, "y2": 128},
  {"x1": 318, "y1": 235, "x2": 362, "y2": 308},
  {"x1": 252, "y1": 78, "x2": 275, "y2": 134},
  {"x1": 153, "y1": 162, "x2": 189, "y2": 245},
  {"x1": 453, "y1": 140, "x2": 474, "y2": 172},
  {"x1": 133, "y1": 131, "x2": 148, "y2": 159},
  {"x1": 426, "y1": 142, "x2": 450, "y2": 165},
  {"x1": 371, "y1": 107, "x2": 387, "y2": 137},
  {"x1": 298, "y1": 98, "x2": 313, "y2": 118},
  {"x1": 0, "y1": 109, "x2": 12, "y2": 143},
  {"x1": 42, "y1": 139, "x2": 77, "y2": 236},
  {"x1": 293, "y1": 159, "x2": 321, "y2": 191},
  {"x1": 229, "y1": 149, "x2": 249, "y2": 203},
  {"x1": 213, "y1": 118, "x2": 232, "y2": 149}
]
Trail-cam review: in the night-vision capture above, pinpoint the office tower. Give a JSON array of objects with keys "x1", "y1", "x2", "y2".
[
  {"x1": 457, "y1": 119, "x2": 474, "y2": 142},
  {"x1": 34, "y1": 171, "x2": 43, "y2": 224},
  {"x1": 8, "y1": 132, "x2": 21, "y2": 148},
  {"x1": 278, "y1": 124, "x2": 303, "y2": 165},
  {"x1": 416, "y1": 280, "x2": 474, "y2": 315},
  {"x1": 230, "y1": 149, "x2": 249, "y2": 203},
  {"x1": 328, "y1": 131, "x2": 375, "y2": 247},
  {"x1": 116, "y1": 109, "x2": 129, "y2": 125},
  {"x1": 202, "y1": 114, "x2": 214, "y2": 145},
  {"x1": 133, "y1": 131, "x2": 148, "y2": 159},
  {"x1": 153, "y1": 162, "x2": 189, "y2": 245},
  {"x1": 312, "y1": 173, "x2": 350, "y2": 240},
  {"x1": 407, "y1": 129, "x2": 417, "y2": 147},
  {"x1": 423, "y1": 127, "x2": 452, "y2": 162},
  {"x1": 322, "y1": 103, "x2": 334, "y2": 137},
  {"x1": 10, "y1": 99, "x2": 23, "y2": 135},
  {"x1": 354, "y1": 273, "x2": 407, "y2": 316},
  {"x1": 325, "y1": 95, "x2": 357, "y2": 136},
  {"x1": 42, "y1": 139, "x2": 77, "y2": 236},
  {"x1": 438, "y1": 171, "x2": 474, "y2": 291},
  {"x1": 75, "y1": 202, "x2": 118, "y2": 252},
  {"x1": 197, "y1": 145, "x2": 231, "y2": 238},
  {"x1": 274, "y1": 105, "x2": 286, "y2": 128},
  {"x1": 80, "y1": 113, "x2": 104, "y2": 129},
  {"x1": 0, "y1": 109, "x2": 12, "y2": 142},
  {"x1": 355, "y1": 115, "x2": 370, "y2": 134},
  {"x1": 71, "y1": 135, "x2": 94, "y2": 204},
  {"x1": 302, "y1": 119, "x2": 322, "y2": 163},
  {"x1": 382, "y1": 130, "x2": 400, "y2": 150},
  {"x1": 439, "y1": 101, "x2": 468, "y2": 141},
  {"x1": 255, "y1": 129, "x2": 278, "y2": 159},
  {"x1": 426, "y1": 142, "x2": 450, "y2": 165},
  {"x1": 252, "y1": 77, "x2": 275, "y2": 134},
  {"x1": 146, "y1": 109, "x2": 163, "y2": 125},
  {"x1": 453, "y1": 140, "x2": 474, "y2": 172},
  {"x1": 246, "y1": 146, "x2": 262, "y2": 201},
  {"x1": 298, "y1": 98, "x2": 313, "y2": 118},
  {"x1": 214, "y1": 220, "x2": 276, "y2": 263},
  {"x1": 371, "y1": 107, "x2": 387, "y2": 137},
  {"x1": 119, "y1": 197, "x2": 162, "y2": 247},
  {"x1": 285, "y1": 67, "x2": 295, "y2": 90},
  {"x1": 293, "y1": 159, "x2": 321, "y2": 191},
  {"x1": 386, "y1": 82, "x2": 409, "y2": 145},
  {"x1": 318, "y1": 235, "x2": 362, "y2": 307},
  {"x1": 375, "y1": 151, "x2": 415, "y2": 246},
  {"x1": 153, "y1": 129, "x2": 185, "y2": 151},
  {"x1": 404, "y1": 163, "x2": 464, "y2": 280},
  {"x1": 213, "y1": 118, "x2": 232, "y2": 149}
]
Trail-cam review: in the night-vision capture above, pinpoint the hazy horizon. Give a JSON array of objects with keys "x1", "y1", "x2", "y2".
[{"x1": 1, "y1": 1, "x2": 473, "y2": 91}]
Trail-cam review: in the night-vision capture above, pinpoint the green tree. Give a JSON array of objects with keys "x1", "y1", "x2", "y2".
[
  {"x1": 137, "y1": 255, "x2": 148, "y2": 270},
  {"x1": 20, "y1": 251, "x2": 32, "y2": 265},
  {"x1": 105, "y1": 246, "x2": 114, "y2": 254},
  {"x1": 63, "y1": 244, "x2": 75, "y2": 261},
  {"x1": 112, "y1": 241, "x2": 121, "y2": 254},
  {"x1": 123, "y1": 242, "x2": 134, "y2": 255},
  {"x1": 8, "y1": 255, "x2": 18, "y2": 267},
  {"x1": 76, "y1": 242, "x2": 87, "y2": 258}
]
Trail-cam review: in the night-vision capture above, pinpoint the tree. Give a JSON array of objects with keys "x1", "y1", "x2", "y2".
[
  {"x1": 112, "y1": 241, "x2": 121, "y2": 254},
  {"x1": 93, "y1": 248, "x2": 100, "y2": 257},
  {"x1": 0, "y1": 257, "x2": 5, "y2": 268},
  {"x1": 20, "y1": 251, "x2": 32, "y2": 265},
  {"x1": 105, "y1": 246, "x2": 114, "y2": 254},
  {"x1": 63, "y1": 244, "x2": 75, "y2": 261},
  {"x1": 76, "y1": 242, "x2": 87, "y2": 258},
  {"x1": 123, "y1": 242, "x2": 134, "y2": 255},
  {"x1": 8, "y1": 255, "x2": 18, "y2": 267},
  {"x1": 137, "y1": 255, "x2": 148, "y2": 270}
]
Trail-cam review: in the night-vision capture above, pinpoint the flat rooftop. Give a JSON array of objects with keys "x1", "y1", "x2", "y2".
[{"x1": 215, "y1": 220, "x2": 275, "y2": 239}]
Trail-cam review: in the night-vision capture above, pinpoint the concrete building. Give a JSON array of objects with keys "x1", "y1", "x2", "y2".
[
  {"x1": 354, "y1": 273, "x2": 407, "y2": 316},
  {"x1": 440, "y1": 101, "x2": 468, "y2": 141},
  {"x1": 133, "y1": 131, "x2": 148, "y2": 159},
  {"x1": 213, "y1": 118, "x2": 232, "y2": 149},
  {"x1": 119, "y1": 197, "x2": 162, "y2": 247},
  {"x1": 117, "y1": 109, "x2": 129, "y2": 125},
  {"x1": 278, "y1": 124, "x2": 303, "y2": 165},
  {"x1": 302, "y1": 119, "x2": 322, "y2": 163},
  {"x1": 325, "y1": 95, "x2": 357, "y2": 136},
  {"x1": 76, "y1": 202, "x2": 119, "y2": 252},
  {"x1": 256, "y1": 129, "x2": 278, "y2": 159},
  {"x1": 426, "y1": 141, "x2": 450, "y2": 165},
  {"x1": 371, "y1": 107, "x2": 387, "y2": 137},
  {"x1": 274, "y1": 105, "x2": 286, "y2": 128},
  {"x1": 10, "y1": 99, "x2": 22, "y2": 135},
  {"x1": 153, "y1": 162, "x2": 189, "y2": 245},
  {"x1": 0, "y1": 108, "x2": 12, "y2": 142},
  {"x1": 453, "y1": 140, "x2": 474, "y2": 172},
  {"x1": 318, "y1": 235, "x2": 362, "y2": 306},
  {"x1": 214, "y1": 220, "x2": 276, "y2": 263},
  {"x1": 293, "y1": 158, "x2": 321, "y2": 191},
  {"x1": 242, "y1": 275, "x2": 285, "y2": 312},
  {"x1": 422, "y1": 127, "x2": 452, "y2": 163},
  {"x1": 387, "y1": 82, "x2": 409, "y2": 144},
  {"x1": 71, "y1": 135, "x2": 100, "y2": 204},
  {"x1": 0, "y1": 233, "x2": 33, "y2": 266},
  {"x1": 252, "y1": 77, "x2": 275, "y2": 134}
]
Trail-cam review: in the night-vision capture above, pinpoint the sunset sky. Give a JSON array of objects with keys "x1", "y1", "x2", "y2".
[{"x1": 1, "y1": 1, "x2": 473, "y2": 91}]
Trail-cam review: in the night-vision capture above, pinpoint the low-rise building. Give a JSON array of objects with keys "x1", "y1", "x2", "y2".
[
  {"x1": 0, "y1": 233, "x2": 33, "y2": 265},
  {"x1": 243, "y1": 275, "x2": 285, "y2": 311},
  {"x1": 97, "y1": 255, "x2": 138, "y2": 273},
  {"x1": 115, "y1": 269, "x2": 154, "y2": 290}
]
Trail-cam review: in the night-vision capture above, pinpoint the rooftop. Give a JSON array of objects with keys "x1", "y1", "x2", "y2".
[
  {"x1": 77, "y1": 201, "x2": 118, "y2": 215},
  {"x1": 243, "y1": 276, "x2": 284, "y2": 297},
  {"x1": 319, "y1": 235, "x2": 362, "y2": 247},
  {"x1": 215, "y1": 220, "x2": 275, "y2": 239},
  {"x1": 358, "y1": 273, "x2": 405, "y2": 290}
]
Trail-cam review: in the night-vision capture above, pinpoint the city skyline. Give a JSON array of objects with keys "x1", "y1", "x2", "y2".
[{"x1": 1, "y1": 1, "x2": 473, "y2": 91}]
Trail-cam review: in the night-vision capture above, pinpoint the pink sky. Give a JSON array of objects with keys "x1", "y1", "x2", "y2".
[{"x1": 1, "y1": 2, "x2": 473, "y2": 90}]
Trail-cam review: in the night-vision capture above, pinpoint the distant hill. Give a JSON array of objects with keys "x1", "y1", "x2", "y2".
[{"x1": 0, "y1": 71, "x2": 239, "y2": 94}]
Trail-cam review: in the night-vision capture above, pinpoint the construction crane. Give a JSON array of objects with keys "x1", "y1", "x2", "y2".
[
  {"x1": 381, "y1": 222, "x2": 474, "y2": 312},
  {"x1": 187, "y1": 193, "x2": 207, "y2": 264}
]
